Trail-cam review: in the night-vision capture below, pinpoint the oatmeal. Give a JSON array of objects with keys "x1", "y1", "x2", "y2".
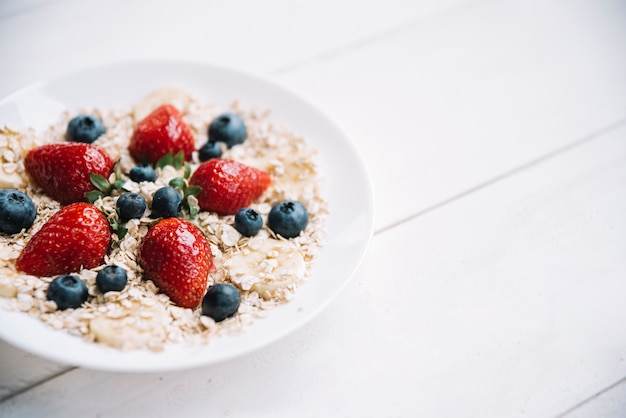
[{"x1": 0, "y1": 87, "x2": 328, "y2": 351}]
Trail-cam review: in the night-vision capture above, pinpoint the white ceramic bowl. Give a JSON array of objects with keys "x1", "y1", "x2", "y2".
[{"x1": 0, "y1": 60, "x2": 374, "y2": 372}]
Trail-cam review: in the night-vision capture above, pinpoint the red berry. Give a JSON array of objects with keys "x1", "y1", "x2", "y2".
[
  {"x1": 129, "y1": 104, "x2": 195, "y2": 165},
  {"x1": 189, "y1": 158, "x2": 271, "y2": 216},
  {"x1": 138, "y1": 218, "x2": 213, "y2": 308},
  {"x1": 25, "y1": 143, "x2": 114, "y2": 205},
  {"x1": 16, "y1": 202, "x2": 111, "y2": 277}
]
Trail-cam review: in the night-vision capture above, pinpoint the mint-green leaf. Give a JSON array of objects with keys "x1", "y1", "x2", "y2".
[
  {"x1": 115, "y1": 225, "x2": 128, "y2": 240},
  {"x1": 169, "y1": 177, "x2": 185, "y2": 189},
  {"x1": 183, "y1": 163, "x2": 192, "y2": 179},
  {"x1": 113, "y1": 179, "x2": 126, "y2": 190},
  {"x1": 156, "y1": 152, "x2": 173, "y2": 169},
  {"x1": 184, "y1": 185, "x2": 202, "y2": 198},
  {"x1": 89, "y1": 173, "x2": 111, "y2": 193},
  {"x1": 172, "y1": 151, "x2": 185, "y2": 170},
  {"x1": 110, "y1": 216, "x2": 128, "y2": 239},
  {"x1": 85, "y1": 190, "x2": 104, "y2": 203},
  {"x1": 114, "y1": 161, "x2": 123, "y2": 179}
]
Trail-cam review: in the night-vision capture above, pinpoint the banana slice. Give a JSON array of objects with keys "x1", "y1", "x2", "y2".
[
  {"x1": 226, "y1": 239, "x2": 306, "y2": 300},
  {"x1": 237, "y1": 155, "x2": 318, "y2": 202},
  {"x1": 89, "y1": 300, "x2": 168, "y2": 349},
  {"x1": 133, "y1": 86, "x2": 196, "y2": 121},
  {"x1": 0, "y1": 277, "x2": 18, "y2": 298}
]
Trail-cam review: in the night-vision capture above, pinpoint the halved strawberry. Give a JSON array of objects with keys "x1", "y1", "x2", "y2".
[
  {"x1": 16, "y1": 202, "x2": 111, "y2": 277},
  {"x1": 189, "y1": 158, "x2": 271, "y2": 216},
  {"x1": 138, "y1": 218, "x2": 213, "y2": 308},
  {"x1": 129, "y1": 104, "x2": 195, "y2": 165},
  {"x1": 25, "y1": 143, "x2": 114, "y2": 205}
]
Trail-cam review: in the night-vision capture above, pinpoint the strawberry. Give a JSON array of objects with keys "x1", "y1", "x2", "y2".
[
  {"x1": 25, "y1": 143, "x2": 114, "y2": 205},
  {"x1": 189, "y1": 158, "x2": 271, "y2": 216},
  {"x1": 138, "y1": 218, "x2": 213, "y2": 308},
  {"x1": 129, "y1": 104, "x2": 195, "y2": 165},
  {"x1": 16, "y1": 202, "x2": 111, "y2": 277}
]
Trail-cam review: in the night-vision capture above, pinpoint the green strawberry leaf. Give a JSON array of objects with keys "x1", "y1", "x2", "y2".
[
  {"x1": 183, "y1": 163, "x2": 192, "y2": 179},
  {"x1": 184, "y1": 185, "x2": 202, "y2": 199},
  {"x1": 116, "y1": 225, "x2": 128, "y2": 240},
  {"x1": 110, "y1": 217, "x2": 128, "y2": 240},
  {"x1": 85, "y1": 190, "x2": 105, "y2": 203},
  {"x1": 90, "y1": 173, "x2": 112, "y2": 193},
  {"x1": 172, "y1": 151, "x2": 185, "y2": 170},
  {"x1": 114, "y1": 161, "x2": 123, "y2": 179},
  {"x1": 156, "y1": 151, "x2": 186, "y2": 170},
  {"x1": 156, "y1": 152, "x2": 174, "y2": 169},
  {"x1": 169, "y1": 177, "x2": 186, "y2": 189},
  {"x1": 113, "y1": 179, "x2": 126, "y2": 190}
]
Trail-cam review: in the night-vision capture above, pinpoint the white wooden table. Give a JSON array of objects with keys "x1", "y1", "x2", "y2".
[{"x1": 1, "y1": 0, "x2": 625, "y2": 416}]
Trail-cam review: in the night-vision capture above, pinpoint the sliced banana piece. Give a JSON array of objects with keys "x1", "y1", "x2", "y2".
[
  {"x1": 89, "y1": 300, "x2": 168, "y2": 349},
  {"x1": 0, "y1": 277, "x2": 18, "y2": 298},
  {"x1": 227, "y1": 239, "x2": 306, "y2": 300},
  {"x1": 238, "y1": 155, "x2": 318, "y2": 202},
  {"x1": 133, "y1": 86, "x2": 196, "y2": 121}
]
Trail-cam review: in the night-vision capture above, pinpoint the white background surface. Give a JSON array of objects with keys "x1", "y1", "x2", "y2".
[{"x1": 1, "y1": 0, "x2": 625, "y2": 416}]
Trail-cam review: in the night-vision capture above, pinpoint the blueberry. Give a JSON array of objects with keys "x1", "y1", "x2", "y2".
[
  {"x1": 66, "y1": 114, "x2": 106, "y2": 144},
  {"x1": 201, "y1": 283, "x2": 241, "y2": 322},
  {"x1": 46, "y1": 275, "x2": 88, "y2": 310},
  {"x1": 116, "y1": 192, "x2": 147, "y2": 223},
  {"x1": 151, "y1": 186, "x2": 182, "y2": 218},
  {"x1": 129, "y1": 164, "x2": 156, "y2": 183},
  {"x1": 96, "y1": 266, "x2": 128, "y2": 293},
  {"x1": 234, "y1": 208, "x2": 263, "y2": 237},
  {"x1": 267, "y1": 200, "x2": 308, "y2": 239},
  {"x1": 198, "y1": 141, "x2": 223, "y2": 162},
  {"x1": 208, "y1": 113, "x2": 246, "y2": 148},
  {"x1": 0, "y1": 189, "x2": 37, "y2": 234}
]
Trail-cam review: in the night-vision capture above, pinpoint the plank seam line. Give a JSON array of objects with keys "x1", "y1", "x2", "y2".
[
  {"x1": 0, "y1": 366, "x2": 76, "y2": 404},
  {"x1": 374, "y1": 115, "x2": 626, "y2": 236},
  {"x1": 553, "y1": 374, "x2": 626, "y2": 418},
  {"x1": 268, "y1": 0, "x2": 491, "y2": 76}
]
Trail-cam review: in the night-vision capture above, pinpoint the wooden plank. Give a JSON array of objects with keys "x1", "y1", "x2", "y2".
[
  {"x1": 274, "y1": 0, "x2": 626, "y2": 230},
  {"x1": 0, "y1": 341, "x2": 72, "y2": 402},
  {"x1": 1, "y1": 93, "x2": 624, "y2": 418}
]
